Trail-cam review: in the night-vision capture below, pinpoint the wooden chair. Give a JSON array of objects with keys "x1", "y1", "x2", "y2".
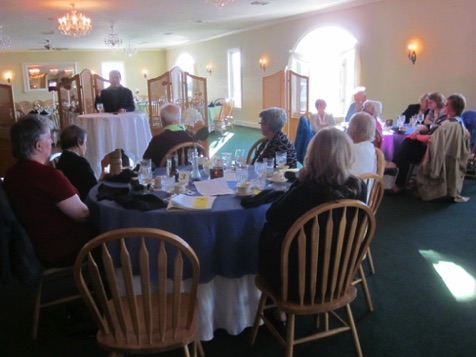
[
  {"x1": 246, "y1": 137, "x2": 267, "y2": 164},
  {"x1": 159, "y1": 142, "x2": 208, "y2": 167},
  {"x1": 361, "y1": 173, "x2": 384, "y2": 276},
  {"x1": 32, "y1": 265, "x2": 84, "y2": 339},
  {"x1": 213, "y1": 99, "x2": 234, "y2": 134},
  {"x1": 375, "y1": 147, "x2": 386, "y2": 178},
  {"x1": 73, "y1": 227, "x2": 203, "y2": 357},
  {"x1": 250, "y1": 199, "x2": 376, "y2": 357}
]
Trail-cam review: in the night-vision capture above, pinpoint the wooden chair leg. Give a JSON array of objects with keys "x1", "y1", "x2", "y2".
[
  {"x1": 250, "y1": 293, "x2": 267, "y2": 345},
  {"x1": 358, "y1": 265, "x2": 374, "y2": 312},
  {"x1": 345, "y1": 304, "x2": 363, "y2": 357},
  {"x1": 197, "y1": 338, "x2": 205, "y2": 357},
  {"x1": 285, "y1": 313, "x2": 295, "y2": 357},
  {"x1": 366, "y1": 248, "x2": 376, "y2": 275},
  {"x1": 32, "y1": 277, "x2": 44, "y2": 339}
]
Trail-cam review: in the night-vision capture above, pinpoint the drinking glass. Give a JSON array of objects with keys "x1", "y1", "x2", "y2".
[
  {"x1": 221, "y1": 152, "x2": 233, "y2": 169},
  {"x1": 187, "y1": 148, "x2": 196, "y2": 165},
  {"x1": 264, "y1": 157, "x2": 275, "y2": 177},
  {"x1": 97, "y1": 103, "x2": 104, "y2": 113},
  {"x1": 138, "y1": 159, "x2": 152, "y2": 185},
  {"x1": 275, "y1": 152, "x2": 287, "y2": 168},
  {"x1": 234, "y1": 149, "x2": 246, "y2": 168},
  {"x1": 397, "y1": 115, "x2": 405, "y2": 127},
  {"x1": 417, "y1": 113, "x2": 424, "y2": 124},
  {"x1": 236, "y1": 166, "x2": 249, "y2": 183},
  {"x1": 254, "y1": 161, "x2": 267, "y2": 190}
]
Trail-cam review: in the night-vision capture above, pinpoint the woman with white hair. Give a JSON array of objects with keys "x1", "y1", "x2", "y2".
[
  {"x1": 362, "y1": 99, "x2": 384, "y2": 148},
  {"x1": 347, "y1": 111, "x2": 377, "y2": 175}
]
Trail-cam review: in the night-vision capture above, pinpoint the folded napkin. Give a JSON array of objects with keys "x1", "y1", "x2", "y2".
[
  {"x1": 96, "y1": 183, "x2": 166, "y2": 210},
  {"x1": 240, "y1": 189, "x2": 285, "y2": 208},
  {"x1": 103, "y1": 169, "x2": 137, "y2": 183},
  {"x1": 96, "y1": 184, "x2": 129, "y2": 201},
  {"x1": 113, "y1": 193, "x2": 167, "y2": 211}
]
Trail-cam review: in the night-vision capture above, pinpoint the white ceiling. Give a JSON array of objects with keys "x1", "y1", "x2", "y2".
[{"x1": 0, "y1": 0, "x2": 364, "y2": 51}]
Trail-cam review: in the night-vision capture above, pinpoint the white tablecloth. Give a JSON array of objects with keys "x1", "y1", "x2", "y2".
[{"x1": 72, "y1": 112, "x2": 152, "y2": 177}]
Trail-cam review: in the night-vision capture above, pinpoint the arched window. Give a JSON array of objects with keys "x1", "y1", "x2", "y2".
[
  {"x1": 289, "y1": 27, "x2": 357, "y2": 118},
  {"x1": 175, "y1": 53, "x2": 195, "y2": 75}
]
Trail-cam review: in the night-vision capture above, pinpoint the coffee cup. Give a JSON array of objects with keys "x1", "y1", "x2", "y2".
[{"x1": 236, "y1": 182, "x2": 252, "y2": 195}]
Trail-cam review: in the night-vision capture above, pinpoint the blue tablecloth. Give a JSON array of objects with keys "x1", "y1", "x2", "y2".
[{"x1": 86, "y1": 170, "x2": 270, "y2": 284}]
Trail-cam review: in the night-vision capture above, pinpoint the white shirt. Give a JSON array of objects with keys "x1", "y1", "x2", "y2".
[{"x1": 350, "y1": 141, "x2": 377, "y2": 175}]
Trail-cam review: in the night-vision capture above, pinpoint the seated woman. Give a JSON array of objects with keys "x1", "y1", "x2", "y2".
[
  {"x1": 390, "y1": 93, "x2": 466, "y2": 193},
  {"x1": 362, "y1": 100, "x2": 384, "y2": 148},
  {"x1": 251, "y1": 107, "x2": 298, "y2": 168},
  {"x1": 347, "y1": 111, "x2": 377, "y2": 175},
  {"x1": 309, "y1": 98, "x2": 336, "y2": 133},
  {"x1": 3, "y1": 115, "x2": 94, "y2": 268},
  {"x1": 258, "y1": 128, "x2": 367, "y2": 293},
  {"x1": 423, "y1": 92, "x2": 445, "y2": 125},
  {"x1": 56, "y1": 125, "x2": 97, "y2": 201}
]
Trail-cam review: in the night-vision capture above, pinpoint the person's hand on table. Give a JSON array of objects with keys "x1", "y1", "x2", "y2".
[{"x1": 118, "y1": 108, "x2": 127, "y2": 113}]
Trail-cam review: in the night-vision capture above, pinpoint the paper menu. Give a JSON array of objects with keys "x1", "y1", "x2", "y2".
[
  {"x1": 193, "y1": 178, "x2": 234, "y2": 196},
  {"x1": 167, "y1": 194, "x2": 216, "y2": 210}
]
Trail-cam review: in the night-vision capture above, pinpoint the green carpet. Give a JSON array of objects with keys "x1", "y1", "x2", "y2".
[{"x1": 1, "y1": 126, "x2": 475, "y2": 356}]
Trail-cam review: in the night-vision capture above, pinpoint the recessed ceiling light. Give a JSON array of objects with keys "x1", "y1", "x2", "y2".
[
  {"x1": 164, "y1": 32, "x2": 174, "y2": 36},
  {"x1": 251, "y1": 1, "x2": 269, "y2": 5}
]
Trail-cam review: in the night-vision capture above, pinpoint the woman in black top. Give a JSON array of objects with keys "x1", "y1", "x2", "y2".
[
  {"x1": 56, "y1": 125, "x2": 97, "y2": 201},
  {"x1": 258, "y1": 127, "x2": 367, "y2": 294}
]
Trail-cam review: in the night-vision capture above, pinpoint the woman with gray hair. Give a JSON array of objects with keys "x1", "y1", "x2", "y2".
[
  {"x1": 362, "y1": 99, "x2": 384, "y2": 148},
  {"x1": 347, "y1": 112, "x2": 377, "y2": 175},
  {"x1": 251, "y1": 107, "x2": 298, "y2": 168},
  {"x1": 3, "y1": 114, "x2": 93, "y2": 268}
]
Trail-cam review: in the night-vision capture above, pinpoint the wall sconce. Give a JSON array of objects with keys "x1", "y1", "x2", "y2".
[
  {"x1": 206, "y1": 64, "x2": 212, "y2": 75},
  {"x1": 259, "y1": 58, "x2": 267, "y2": 72},
  {"x1": 142, "y1": 69, "x2": 148, "y2": 79},
  {"x1": 408, "y1": 44, "x2": 417, "y2": 65},
  {"x1": 4, "y1": 72, "x2": 12, "y2": 84}
]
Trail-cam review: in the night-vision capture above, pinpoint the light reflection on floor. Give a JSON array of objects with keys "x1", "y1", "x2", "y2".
[
  {"x1": 420, "y1": 249, "x2": 476, "y2": 302},
  {"x1": 209, "y1": 132, "x2": 235, "y2": 158}
]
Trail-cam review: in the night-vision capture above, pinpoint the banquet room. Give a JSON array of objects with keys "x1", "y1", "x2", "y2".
[{"x1": 1, "y1": 0, "x2": 475, "y2": 356}]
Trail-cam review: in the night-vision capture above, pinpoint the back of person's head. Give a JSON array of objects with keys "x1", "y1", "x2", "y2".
[
  {"x1": 446, "y1": 93, "x2": 466, "y2": 116},
  {"x1": 160, "y1": 103, "x2": 181, "y2": 126},
  {"x1": 301, "y1": 127, "x2": 354, "y2": 186},
  {"x1": 259, "y1": 107, "x2": 287, "y2": 133},
  {"x1": 347, "y1": 112, "x2": 376, "y2": 143},
  {"x1": 60, "y1": 125, "x2": 87, "y2": 150},
  {"x1": 10, "y1": 114, "x2": 52, "y2": 160},
  {"x1": 428, "y1": 92, "x2": 445, "y2": 109},
  {"x1": 363, "y1": 100, "x2": 382, "y2": 118}
]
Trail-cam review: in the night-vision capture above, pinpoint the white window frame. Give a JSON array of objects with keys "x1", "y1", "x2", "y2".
[
  {"x1": 227, "y1": 48, "x2": 242, "y2": 108},
  {"x1": 101, "y1": 62, "x2": 126, "y2": 86}
]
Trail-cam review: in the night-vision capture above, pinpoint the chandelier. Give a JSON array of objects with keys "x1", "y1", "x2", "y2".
[
  {"x1": 205, "y1": 0, "x2": 235, "y2": 9},
  {"x1": 104, "y1": 25, "x2": 122, "y2": 48},
  {"x1": 58, "y1": 4, "x2": 92, "y2": 38},
  {"x1": 0, "y1": 25, "x2": 11, "y2": 50},
  {"x1": 123, "y1": 40, "x2": 137, "y2": 57}
]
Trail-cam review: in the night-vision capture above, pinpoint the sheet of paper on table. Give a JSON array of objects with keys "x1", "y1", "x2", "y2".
[
  {"x1": 193, "y1": 177, "x2": 235, "y2": 196},
  {"x1": 167, "y1": 194, "x2": 216, "y2": 210}
]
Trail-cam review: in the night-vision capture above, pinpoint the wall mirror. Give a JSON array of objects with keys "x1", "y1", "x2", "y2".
[{"x1": 22, "y1": 62, "x2": 78, "y2": 92}]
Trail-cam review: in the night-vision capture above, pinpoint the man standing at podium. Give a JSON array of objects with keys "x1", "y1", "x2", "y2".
[{"x1": 95, "y1": 70, "x2": 135, "y2": 113}]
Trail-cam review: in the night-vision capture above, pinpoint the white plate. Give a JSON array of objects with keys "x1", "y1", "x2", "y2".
[{"x1": 268, "y1": 177, "x2": 288, "y2": 183}]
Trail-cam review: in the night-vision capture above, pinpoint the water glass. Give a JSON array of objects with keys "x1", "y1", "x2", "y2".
[
  {"x1": 264, "y1": 158, "x2": 275, "y2": 177},
  {"x1": 161, "y1": 175, "x2": 176, "y2": 193},
  {"x1": 221, "y1": 152, "x2": 233, "y2": 169},
  {"x1": 97, "y1": 103, "x2": 104, "y2": 113},
  {"x1": 138, "y1": 159, "x2": 152, "y2": 185},
  {"x1": 234, "y1": 149, "x2": 247, "y2": 168},
  {"x1": 236, "y1": 166, "x2": 249, "y2": 183},
  {"x1": 397, "y1": 115, "x2": 405, "y2": 127},
  {"x1": 275, "y1": 152, "x2": 287, "y2": 168}
]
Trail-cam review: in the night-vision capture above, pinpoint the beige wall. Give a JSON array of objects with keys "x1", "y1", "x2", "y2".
[
  {"x1": 0, "y1": 50, "x2": 166, "y2": 103},
  {"x1": 166, "y1": 0, "x2": 476, "y2": 127},
  {"x1": 1, "y1": 0, "x2": 474, "y2": 127}
]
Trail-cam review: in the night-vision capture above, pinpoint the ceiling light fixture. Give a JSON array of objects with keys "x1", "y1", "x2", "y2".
[
  {"x1": 104, "y1": 25, "x2": 122, "y2": 48},
  {"x1": 0, "y1": 25, "x2": 11, "y2": 50},
  {"x1": 58, "y1": 3, "x2": 92, "y2": 38},
  {"x1": 205, "y1": 0, "x2": 235, "y2": 9},
  {"x1": 123, "y1": 40, "x2": 138, "y2": 57}
]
